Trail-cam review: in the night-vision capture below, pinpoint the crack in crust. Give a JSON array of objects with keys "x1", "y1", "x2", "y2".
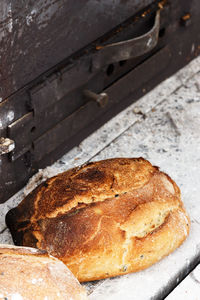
[{"x1": 6, "y1": 157, "x2": 190, "y2": 282}]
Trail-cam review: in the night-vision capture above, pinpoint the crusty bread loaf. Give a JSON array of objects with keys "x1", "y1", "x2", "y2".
[
  {"x1": 0, "y1": 244, "x2": 87, "y2": 300},
  {"x1": 6, "y1": 158, "x2": 190, "y2": 282}
]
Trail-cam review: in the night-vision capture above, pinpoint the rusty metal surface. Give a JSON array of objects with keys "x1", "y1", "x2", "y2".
[
  {"x1": 92, "y1": 10, "x2": 160, "y2": 70},
  {"x1": 0, "y1": 0, "x2": 153, "y2": 101},
  {"x1": 3, "y1": 1, "x2": 165, "y2": 164}
]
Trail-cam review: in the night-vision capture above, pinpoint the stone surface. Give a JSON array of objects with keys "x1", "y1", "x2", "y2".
[
  {"x1": 166, "y1": 264, "x2": 200, "y2": 300},
  {"x1": 86, "y1": 79, "x2": 200, "y2": 300},
  {"x1": 1, "y1": 56, "x2": 200, "y2": 299}
]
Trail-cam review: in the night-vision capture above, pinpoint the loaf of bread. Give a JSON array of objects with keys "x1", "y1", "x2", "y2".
[
  {"x1": 0, "y1": 244, "x2": 87, "y2": 300},
  {"x1": 6, "y1": 158, "x2": 190, "y2": 282}
]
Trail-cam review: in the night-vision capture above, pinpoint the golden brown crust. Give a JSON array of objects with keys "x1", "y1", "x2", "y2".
[
  {"x1": 0, "y1": 244, "x2": 87, "y2": 299},
  {"x1": 6, "y1": 158, "x2": 190, "y2": 282}
]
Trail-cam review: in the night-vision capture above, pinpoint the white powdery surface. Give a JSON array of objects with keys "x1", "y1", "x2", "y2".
[
  {"x1": 86, "y1": 79, "x2": 200, "y2": 300},
  {"x1": 166, "y1": 264, "x2": 200, "y2": 300},
  {"x1": 1, "y1": 56, "x2": 200, "y2": 299}
]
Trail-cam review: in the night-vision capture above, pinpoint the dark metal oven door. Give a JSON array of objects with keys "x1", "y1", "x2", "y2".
[
  {"x1": 1, "y1": 0, "x2": 199, "y2": 203},
  {"x1": 0, "y1": 0, "x2": 154, "y2": 100}
]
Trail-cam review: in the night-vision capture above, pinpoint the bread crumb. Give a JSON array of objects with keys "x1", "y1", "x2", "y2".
[{"x1": 11, "y1": 294, "x2": 23, "y2": 300}]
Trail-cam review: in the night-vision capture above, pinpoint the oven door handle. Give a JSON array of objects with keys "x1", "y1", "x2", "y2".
[{"x1": 92, "y1": 10, "x2": 160, "y2": 71}]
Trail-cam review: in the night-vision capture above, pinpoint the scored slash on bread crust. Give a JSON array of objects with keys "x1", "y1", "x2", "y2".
[{"x1": 6, "y1": 157, "x2": 190, "y2": 282}]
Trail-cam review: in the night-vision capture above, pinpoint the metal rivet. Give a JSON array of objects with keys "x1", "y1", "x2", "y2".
[
  {"x1": 0, "y1": 137, "x2": 15, "y2": 155},
  {"x1": 83, "y1": 89, "x2": 108, "y2": 108}
]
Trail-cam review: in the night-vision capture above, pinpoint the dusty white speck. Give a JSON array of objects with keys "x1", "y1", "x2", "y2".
[
  {"x1": 8, "y1": 142, "x2": 15, "y2": 152},
  {"x1": 32, "y1": 278, "x2": 37, "y2": 284},
  {"x1": 26, "y1": 9, "x2": 37, "y2": 26},
  {"x1": 0, "y1": 120, "x2": 3, "y2": 129},
  {"x1": 32, "y1": 277, "x2": 44, "y2": 284},
  {"x1": 44, "y1": 297, "x2": 49, "y2": 300},
  {"x1": 31, "y1": 9, "x2": 37, "y2": 14},
  {"x1": 147, "y1": 37, "x2": 152, "y2": 47},
  {"x1": 0, "y1": 97, "x2": 2, "y2": 103},
  {"x1": 191, "y1": 43, "x2": 195, "y2": 53},
  {"x1": 7, "y1": 110, "x2": 14, "y2": 122},
  {"x1": 11, "y1": 293, "x2": 23, "y2": 300},
  {"x1": 26, "y1": 15, "x2": 33, "y2": 26},
  {"x1": 7, "y1": 3, "x2": 13, "y2": 33}
]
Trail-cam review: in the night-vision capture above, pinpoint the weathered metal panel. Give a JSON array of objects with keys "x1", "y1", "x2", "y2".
[
  {"x1": 0, "y1": 0, "x2": 153, "y2": 101},
  {"x1": 0, "y1": 0, "x2": 200, "y2": 203}
]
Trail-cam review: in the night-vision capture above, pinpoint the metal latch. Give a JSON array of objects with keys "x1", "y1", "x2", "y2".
[
  {"x1": 92, "y1": 10, "x2": 160, "y2": 70},
  {"x1": 7, "y1": 111, "x2": 34, "y2": 161},
  {"x1": 4, "y1": 9, "x2": 161, "y2": 163}
]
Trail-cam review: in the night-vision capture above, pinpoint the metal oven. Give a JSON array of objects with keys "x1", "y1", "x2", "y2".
[{"x1": 0, "y1": 0, "x2": 200, "y2": 203}]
